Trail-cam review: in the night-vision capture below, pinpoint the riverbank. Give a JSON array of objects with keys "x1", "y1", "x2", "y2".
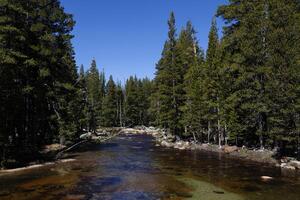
[
  {"x1": 0, "y1": 128, "x2": 121, "y2": 171},
  {"x1": 0, "y1": 143, "x2": 77, "y2": 173},
  {"x1": 120, "y1": 127, "x2": 300, "y2": 171},
  {"x1": 2, "y1": 126, "x2": 300, "y2": 173},
  {"x1": 0, "y1": 159, "x2": 76, "y2": 174}
]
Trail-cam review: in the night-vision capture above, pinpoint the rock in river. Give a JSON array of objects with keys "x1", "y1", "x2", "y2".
[
  {"x1": 222, "y1": 145, "x2": 238, "y2": 154},
  {"x1": 288, "y1": 161, "x2": 300, "y2": 169},
  {"x1": 79, "y1": 132, "x2": 92, "y2": 140}
]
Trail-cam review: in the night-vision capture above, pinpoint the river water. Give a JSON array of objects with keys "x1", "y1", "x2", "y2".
[{"x1": 0, "y1": 134, "x2": 300, "y2": 200}]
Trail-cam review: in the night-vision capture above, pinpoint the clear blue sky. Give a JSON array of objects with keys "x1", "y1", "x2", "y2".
[{"x1": 61, "y1": 0, "x2": 227, "y2": 82}]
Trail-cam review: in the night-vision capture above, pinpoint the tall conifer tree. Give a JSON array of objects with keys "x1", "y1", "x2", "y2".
[
  {"x1": 154, "y1": 12, "x2": 189, "y2": 135},
  {"x1": 86, "y1": 59, "x2": 102, "y2": 132},
  {"x1": 102, "y1": 75, "x2": 118, "y2": 127}
]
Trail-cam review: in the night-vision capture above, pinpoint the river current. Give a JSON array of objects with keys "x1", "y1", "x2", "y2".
[{"x1": 0, "y1": 134, "x2": 299, "y2": 200}]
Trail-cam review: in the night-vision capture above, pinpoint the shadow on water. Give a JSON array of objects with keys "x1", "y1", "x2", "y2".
[{"x1": 0, "y1": 134, "x2": 300, "y2": 200}]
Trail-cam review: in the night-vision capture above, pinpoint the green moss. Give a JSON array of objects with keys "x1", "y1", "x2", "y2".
[{"x1": 179, "y1": 178, "x2": 244, "y2": 200}]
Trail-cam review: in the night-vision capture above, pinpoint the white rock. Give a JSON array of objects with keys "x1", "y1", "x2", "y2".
[
  {"x1": 285, "y1": 166, "x2": 296, "y2": 170},
  {"x1": 202, "y1": 144, "x2": 209, "y2": 148},
  {"x1": 281, "y1": 163, "x2": 296, "y2": 170},
  {"x1": 288, "y1": 161, "x2": 300, "y2": 169},
  {"x1": 161, "y1": 141, "x2": 173, "y2": 148},
  {"x1": 261, "y1": 176, "x2": 273, "y2": 181},
  {"x1": 79, "y1": 132, "x2": 92, "y2": 139},
  {"x1": 281, "y1": 163, "x2": 287, "y2": 167}
]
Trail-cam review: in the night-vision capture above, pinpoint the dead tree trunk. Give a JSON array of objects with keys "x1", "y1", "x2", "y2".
[{"x1": 208, "y1": 121, "x2": 211, "y2": 144}]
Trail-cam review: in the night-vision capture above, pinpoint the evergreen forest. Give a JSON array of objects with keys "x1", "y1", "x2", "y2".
[{"x1": 0, "y1": 0, "x2": 299, "y2": 168}]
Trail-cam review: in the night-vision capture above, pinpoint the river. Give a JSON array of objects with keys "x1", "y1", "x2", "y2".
[{"x1": 0, "y1": 134, "x2": 299, "y2": 200}]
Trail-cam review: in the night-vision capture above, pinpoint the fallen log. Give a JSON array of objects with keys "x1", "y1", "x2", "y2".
[
  {"x1": 56, "y1": 140, "x2": 88, "y2": 159},
  {"x1": 56, "y1": 128, "x2": 123, "y2": 158}
]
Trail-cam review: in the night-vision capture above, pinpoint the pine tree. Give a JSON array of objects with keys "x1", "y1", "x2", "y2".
[
  {"x1": 217, "y1": 0, "x2": 300, "y2": 151},
  {"x1": 0, "y1": 0, "x2": 29, "y2": 165},
  {"x1": 265, "y1": 0, "x2": 300, "y2": 155},
  {"x1": 217, "y1": 1, "x2": 270, "y2": 148},
  {"x1": 175, "y1": 21, "x2": 205, "y2": 139},
  {"x1": 154, "y1": 12, "x2": 191, "y2": 135},
  {"x1": 86, "y1": 59, "x2": 102, "y2": 132},
  {"x1": 124, "y1": 76, "x2": 140, "y2": 126},
  {"x1": 203, "y1": 17, "x2": 222, "y2": 145},
  {"x1": 102, "y1": 75, "x2": 118, "y2": 127},
  {"x1": 0, "y1": 0, "x2": 81, "y2": 166},
  {"x1": 181, "y1": 25, "x2": 206, "y2": 141},
  {"x1": 77, "y1": 65, "x2": 89, "y2": 131},
  {"x1": 154, "y1": 12, "x2": 177, "y2": 134},
  {"x1": 98, "y1": 69, "x2": 106, "y2": 126},
  {"x1": 148, "y1": 81, "x2": 160, "y2": 127},
  {"x1": 139, "y1": 77, "x2": 153, "y2": 126},
  {"x1": 116, "y1": 82, "x2": 124, "y2": 127}
]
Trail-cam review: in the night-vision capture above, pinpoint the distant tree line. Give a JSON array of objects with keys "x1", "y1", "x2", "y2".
[
  {"x1": 78, "y1": 60, "x2": 153, "y2": 131},
  {"x1": 0, "y1": 0, "x2": 299, "y2": 167}
]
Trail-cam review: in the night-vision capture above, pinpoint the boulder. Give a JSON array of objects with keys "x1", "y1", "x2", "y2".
[
  {"x1": 181, "y1": 142, "x2": 190, "y2": 150},
  {"x1": 161, "y1": 141, "x2": 173, "y2": 148},
  {"x1": 79, "y1": 132, "x2": 92, "y2": 140},
  {"x1": 189, "y1": 145, "x2": 196, "y2": 150},
  {"x1": 96, "y1": 131, "x2": 108, "y2": 136},
  {"x1": 281, "y1": 163, "x2": 296, "y2": 170},
  {"x1": 223, "y1": 145, "x2": 238, "y2": 154},
  {"x1": 173, "y1": 141, "x2": 190, "y2": 150},
  {"x1": 261, "y1": 176, "x2": 273, "y2": 181},
  {"x1": 148, "y1": 126, "x2": 156, "y2": 130},
  {"x1": 281, "y1": 157, "x2": 295, "y2": 163},
  {"x1": 166, "y1": 143, "x2": 173, "y2": 148},
  {"x1": 151, "y1": 131, "x2": 160, "y2": 137},
  {"x1": 165, "y1": 134, "x2": 176, "y2": 142},
  {"x1": 287, "y1": 161, "x2": 300, "y2": 169},
  {"x1": 173, "y1": 141, "x2": 182, "y2": 149}
]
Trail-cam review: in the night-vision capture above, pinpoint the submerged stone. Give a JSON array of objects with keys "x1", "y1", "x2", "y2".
[{"x1": 180, "y1": 178, "x2": 244, "y2": 200}]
